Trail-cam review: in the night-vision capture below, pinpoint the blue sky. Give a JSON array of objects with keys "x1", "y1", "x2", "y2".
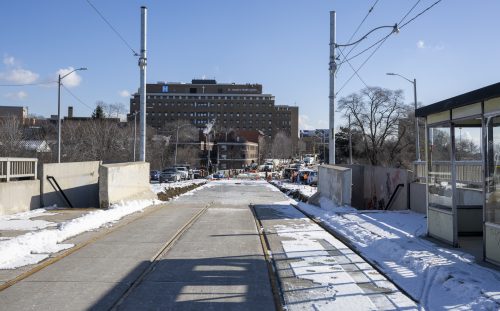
[{"x1": 1, "y1": 0, "x2": 499, "y2": 130}]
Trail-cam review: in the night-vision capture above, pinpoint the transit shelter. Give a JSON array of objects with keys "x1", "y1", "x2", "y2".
[{"x1": 416, "y1": 82, "x2": 500, "y2": 266}]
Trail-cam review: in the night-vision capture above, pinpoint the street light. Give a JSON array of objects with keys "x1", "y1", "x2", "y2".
[
  {"x1": 174, "y1": 122, "x2": 193, "y2": 165},
  {"x1": 386, "y1": 72, "x2": 420, "y2": 161},
  {"x1": 57, "y1": 67, "x2": 87, "y2": 163}
]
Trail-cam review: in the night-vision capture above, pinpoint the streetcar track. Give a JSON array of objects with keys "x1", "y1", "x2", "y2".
[
  {"x1": 109, "y1": 202, "x2": 213, "y2": 311},
  {"x1": 249, "y1": 203, "x2": 285, "y2": 311},
  {"x1": 0, "y1": 201, "x2": 168, "y2": 293}
]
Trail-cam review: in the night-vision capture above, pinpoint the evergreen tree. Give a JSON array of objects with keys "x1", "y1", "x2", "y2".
[{"x1": 92, "y1": 105, "x2": 105, "y2": 119}]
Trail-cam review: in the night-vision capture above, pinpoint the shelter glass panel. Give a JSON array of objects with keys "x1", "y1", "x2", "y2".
[
  {"x1": 485, "y1": 116, "x2": 500, "y2": 225},
  {"x1": 428, "y1": 125, "x2": 452, "y2": 209}
]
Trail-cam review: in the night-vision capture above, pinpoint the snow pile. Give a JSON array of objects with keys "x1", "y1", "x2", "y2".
[
  {"x1": 270, "y1": 180, "x2": 317, "y2": 198},
  {"x1": 0, "y1": 199, "x2": 159, "y2": 269},
  {"x1": 150, "y1": 179, "x2": 207, "y2": 194},
  {"x1": 297, "y1": 199, "x2": 500, "y2": 310}
]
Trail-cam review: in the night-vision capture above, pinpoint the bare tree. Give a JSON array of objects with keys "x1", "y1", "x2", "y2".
[
  {"x1": 62, "y1": 120, "x2": 130, "y2": 163},
  {"x1": 0, "y1": 116, "x2": 24, "y2": 157},
  {"x1": 271, "y1": 131, "x2": 292, "y2": 160},
  {"x1": 338, "y1": 87, "x2": 409, "y2": 166}
]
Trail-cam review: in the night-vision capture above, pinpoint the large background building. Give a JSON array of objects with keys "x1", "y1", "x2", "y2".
[{"x1": 129, "y1": 79, "x2": 299, "y2": 152}]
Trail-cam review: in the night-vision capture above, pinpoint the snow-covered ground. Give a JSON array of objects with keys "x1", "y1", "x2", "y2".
[{"x1": 290, "y1": 197, "x2": 500, "y2": 310}]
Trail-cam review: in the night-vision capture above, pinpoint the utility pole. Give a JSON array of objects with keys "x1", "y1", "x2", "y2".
[
  {"x1": 348, "y1": 115, "x2": 353, "y2": 164},
  {"x1": 138, "y1": 6, "x2": 147, "y2": 161},
  {"x1": 57, "y1": 67, "x2": 86, "y2": 163},
  {"x1": 57, "y1": 74, "x2": 62, "y2": 163},
  {"x1": 133, "y1": 111, "x2": 137, "y2": 161},
  {"x1": 413, "y1": 78, "x2": 420, "y2": 161},
  {"x1": 329, "y1": 11, "x2": 337, "y2": 165}
]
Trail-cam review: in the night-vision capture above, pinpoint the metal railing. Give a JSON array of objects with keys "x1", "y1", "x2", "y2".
[
  {"x1": 0, "y1": 157, "x2": 38, "y2": 182},
  {"x1": 414, "y1": 160, "x2": 482, "y2": 185}
]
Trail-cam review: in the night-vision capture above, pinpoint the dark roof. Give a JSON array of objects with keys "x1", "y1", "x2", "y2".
[
  {"x1": 416, "y1": 82, "x2": 500, "y2": 117},
  {"x1": 191, "y1": 79, "x2": 217, "y2": 85}
]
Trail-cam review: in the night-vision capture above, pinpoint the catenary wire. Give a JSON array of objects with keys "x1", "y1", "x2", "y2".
[
  {"x1": 335, "y1": 0, "x2": 444, "y2": 95},
  {"x1": 338, "y1": 48, "x2": 370, "y2": 90},
  {"x1": 336, "y1": 0, "x2": 380, "y2": 75},
  {"x1": 336, "y1": 33, "x2": 392, "y2": 96},
  {"x1": 337, "y1": 0, "x2": 442, "y2": 66},
  {"x1": 400, "y1": 0, "x2": 443, "y2": 29},
  {"x1": 398, "y1": 0, "x2": 422, "y2": 25},
  {"x1": 85, "y1": 0, "x2": 139, "y2": 57}
]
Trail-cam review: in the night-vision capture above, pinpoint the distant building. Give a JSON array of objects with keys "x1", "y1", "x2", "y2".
[
  {"x1": 0, "y1": 105, "x2": 28, "y2": 123},
  {"x1": 300, "y1": 129, "x2": 329, "y2": 155},
  {"x1": 195, "y1": 129, "x2": 263, "y2": 171},
  {"x1": 129, "y1": 79, "x2": 299, "y2": 152}
]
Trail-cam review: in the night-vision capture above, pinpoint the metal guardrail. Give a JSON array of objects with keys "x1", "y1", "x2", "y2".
[
  {"x1": 414, "y1": 160, "x2": 482, "y2": 185},
  {"x1": 0, "y1": 157, "x2": 38, "y2": 182}
]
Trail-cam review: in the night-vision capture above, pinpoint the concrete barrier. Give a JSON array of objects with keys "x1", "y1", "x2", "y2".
[
  {"x1": 0, "y1": 180, "x2": 40, "y2": 215},
  {"x1": 99, "y1": 162, "x2": 156, "y2": 208},
  {"x1": 410, "y1": 182, "x2": 427, "y2": 214},
  {"x1": 39, "y1": 161, "x2": 100, "y2": 208},
  {"x1": 318, "y1": 165, "x2": 352, "y2": 206}
]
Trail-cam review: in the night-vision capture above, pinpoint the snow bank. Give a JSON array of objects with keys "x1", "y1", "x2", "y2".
[
  {"x1": 150, "y1": 179, "x2": 207, "y2": 194},
  {"x1": 0, "y1": 199, "x2": 159, "y2": 269}
]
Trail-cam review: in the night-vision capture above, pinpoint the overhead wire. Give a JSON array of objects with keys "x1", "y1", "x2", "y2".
[
  {"x1": 85, "y1": 0, "x2": 139, "y2": 57},
  {"x1": 0, "y1": 81, "x2": 57, "y2": 87},
  {"x1": 61, "y1": 84, "x2": 94, "y2": 112}
]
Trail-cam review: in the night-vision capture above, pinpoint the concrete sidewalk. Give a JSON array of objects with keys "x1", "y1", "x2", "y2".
[{"x1": 254, "y1": 203, "x2": 419, "y2": 311}]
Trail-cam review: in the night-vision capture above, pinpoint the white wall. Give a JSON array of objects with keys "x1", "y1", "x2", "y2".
[
  {"x1": 318, "y1": 165, "x2": 351, "y2": 206},
  {"x1": 99, "y1": 162, "x2": 156, "y2": 208},
  {"x1": 39, "y1": 161, "x2": 100, "y2": 208},
  {"x1": 0, "y1": 180, "x2": 40, "y2": 215}
]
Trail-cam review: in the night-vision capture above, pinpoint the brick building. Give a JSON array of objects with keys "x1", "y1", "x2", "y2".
[{"x1": 129, "y1": 79, "x2": 299, "y2": 152}]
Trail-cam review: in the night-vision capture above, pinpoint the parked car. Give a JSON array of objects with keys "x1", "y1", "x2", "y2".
[
  {"x1": 306, "y1": 171, "x2": 318, "y2": 186},
  {"x1": 212, "y1": 171, "x2": 225, "y2": 179},
  {"x1": 192, "y1": 169, "x2": 202, "y2": 179},
  {"x1": 174, "y1": 166, "x2": 190, "y2": 180},
  {"x1": 159, "y1": 168, "x2": 182, "y2": 183},
  {"x1": 263, "y1": 162, "x2": 274, "y2": 172},
  {"x1": 150, "y1": 170, "x2": 160, "y2": 182},
  {"x1": 297, "y1": 169, "x2": 314, "y2": 184}
]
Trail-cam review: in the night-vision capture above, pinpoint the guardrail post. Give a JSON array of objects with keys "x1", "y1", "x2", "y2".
[{"x1": 6, "y1": 158, "x2": 10, "y2": 182}]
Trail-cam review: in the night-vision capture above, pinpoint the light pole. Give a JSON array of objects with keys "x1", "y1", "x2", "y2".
[
  {"x1": 57, "y1": 67, "x2": 87, "y2": 163},
  {"x1": 130, "y1": 111, "x2": 138, "y2": 161},
  {"x1": 174, "y1": 122, "x2": 192, "y2": 165},
  {"x1": 386, "y1": 72, "x2": 420, "y2": 161}
]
